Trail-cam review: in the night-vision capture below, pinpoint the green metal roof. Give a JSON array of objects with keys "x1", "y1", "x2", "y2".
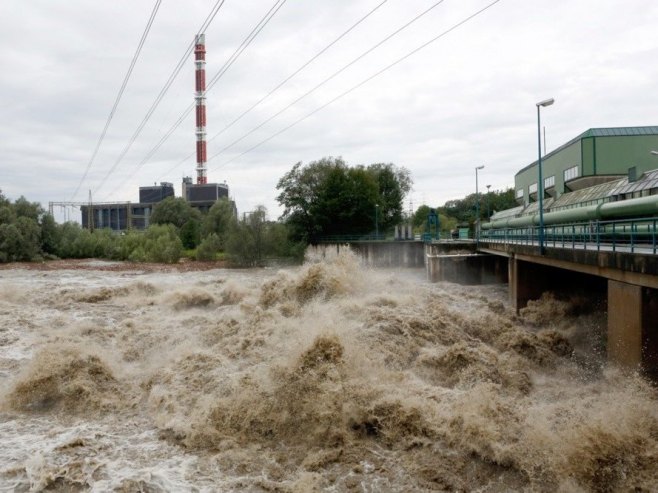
[
  {"x1": 515, "y1": 126, "x2": 658, "y2": 177},
  {"x1": 580, "y1": 126, "x2": 658, "y2": 138}
]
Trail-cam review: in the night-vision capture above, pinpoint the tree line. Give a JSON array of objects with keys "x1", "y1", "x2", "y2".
[
  {"x1": 0, "y1": 192, "x2": 302, "y2": 266},
  {"x1": 410, "y1": 188, "x2": 517, "y2": 235},
  {"x1": 0, "y1": 158, "x2": 517, "y2": 264}
]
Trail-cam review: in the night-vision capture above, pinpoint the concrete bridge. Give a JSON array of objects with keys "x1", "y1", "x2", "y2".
[
  {"x1": 313, "y1": 238, "x2": 658, "y2": 375},
  {"x1": 478, "y1": 238, "x2": 658, "y2": 374}
]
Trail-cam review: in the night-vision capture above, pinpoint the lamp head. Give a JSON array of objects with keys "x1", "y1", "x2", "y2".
[
  {"x1": 651, "y1": 150, "x2": 658, "y2": 156},
  {"x1": 536, "y1": 97, "x2": 555, "y2": 107},
  {"x1": 476, "y1": 165, "x2": 485, "y2": 170}
]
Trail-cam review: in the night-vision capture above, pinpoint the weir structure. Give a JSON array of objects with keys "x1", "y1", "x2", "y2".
[{"x1": 194, "y1": 33, "x2": 207, "y2": 185}]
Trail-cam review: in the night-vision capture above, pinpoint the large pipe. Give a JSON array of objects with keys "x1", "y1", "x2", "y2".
[
  {"x1": 482, "y1": 194, "x2": 658, "y2": 230},
  {"x1": 194, "y1": 34, "x2": 207, "y2": 185}
]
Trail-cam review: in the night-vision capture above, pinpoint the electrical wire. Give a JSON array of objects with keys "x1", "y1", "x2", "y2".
[
  {"x1": 106, "y1": 0, "x2": 288, "y2": 197},
  {"x1": 93, "y1": 0, "x2": 227, "y2": 199},
  {"x1": 156, "y1": 0, "x2": 391, "y2": 180},
  {"x1": 208, "y1": 0, "x2": 448, "y2": 163},
  {"x1": 210, "y1": 0, "x2": 389, "y2": 141},
  {"x1": 69, "y1": 0, "x2": 162, "y2": 201},
  {"x1": 211, "y1": 0, "x2": 503, "y2": 170}
]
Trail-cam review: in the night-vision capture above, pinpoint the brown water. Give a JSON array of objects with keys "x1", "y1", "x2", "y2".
[{"x1": 0, "y1": 253, "x2": 656, "y2": 492}]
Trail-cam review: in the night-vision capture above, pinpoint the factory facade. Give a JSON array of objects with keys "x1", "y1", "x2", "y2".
[
  {"x1": 80, "y1": 180, "x2": 234, "y2": 231},
  {"x1": 514, "y1": 126, "x2": 658, "y2": 206}
]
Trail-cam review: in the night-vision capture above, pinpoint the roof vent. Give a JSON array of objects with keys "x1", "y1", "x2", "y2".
[{"x1": 628, "y1": 166, "x2": 637, "y2": 183}]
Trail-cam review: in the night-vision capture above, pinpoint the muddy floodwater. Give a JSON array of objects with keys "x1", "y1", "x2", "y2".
[{"x1": 0, "y1": 253, "x2": 657, "y2": 492}]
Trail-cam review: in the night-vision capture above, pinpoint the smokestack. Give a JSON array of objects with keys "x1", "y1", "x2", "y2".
[{"x1": 194, "y1": 34, "x2": 207, "y2": 185}]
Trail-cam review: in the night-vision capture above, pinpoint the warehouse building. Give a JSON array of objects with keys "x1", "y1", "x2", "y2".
[{"x1": 514, "y1": 126, "x2": 658, "y2": 206}]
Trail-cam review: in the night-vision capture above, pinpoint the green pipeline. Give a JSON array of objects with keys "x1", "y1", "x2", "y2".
[{"x1": 482, "y1": 195, "x2": 658, "y2": 230}]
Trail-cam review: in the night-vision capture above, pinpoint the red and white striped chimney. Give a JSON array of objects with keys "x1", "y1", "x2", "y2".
[{"x1": 194, "y1": 34, "x2": 207, "y2": 185}]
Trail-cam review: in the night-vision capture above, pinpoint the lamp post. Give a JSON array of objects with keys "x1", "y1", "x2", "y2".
[
  {"x1": 475, "y1": 165, "x2": 484, "y2": 242},
  {"x1": 536, "y1": 97, "x2": 554, "y2": 255},
  {"x1": 486, "y1": 184, "x2": 491, "y2": 220},
  {"x1": 375, "y1": 204, "x2": 379, "y2": 239}
]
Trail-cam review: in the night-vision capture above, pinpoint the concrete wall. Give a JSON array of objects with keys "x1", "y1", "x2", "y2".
[
  {"x1": 426, "y1": 254, "x2": 508, "y2": 285},
  {"x1": 308, "y1": 241, "x2": 426, "y2": 268}
]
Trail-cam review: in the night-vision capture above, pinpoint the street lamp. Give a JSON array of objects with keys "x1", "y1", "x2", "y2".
[
  {"x1": 375, "y1": 204, "x2": 379, "y2": 238},
  {"x1": 475, "y1": 165, "x2": 484, "y2": 242},
  {"x1": 536, "y1": 97, "x2": 554, "y2": 255},
  {"x1": 486, "y1": 184, "x2": 491, "y2": 220}
]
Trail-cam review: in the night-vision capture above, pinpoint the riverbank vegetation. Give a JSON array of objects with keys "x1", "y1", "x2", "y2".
[{"x1": 0, "y1": 157, "x2": 515, "y2": 265}]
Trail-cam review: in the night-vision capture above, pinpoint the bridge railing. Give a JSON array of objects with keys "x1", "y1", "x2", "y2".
[
  {"x1": 480, "y1": 217, "x2": 658, "y2": 255},
  {"x1": 315, "y1": 234, "x2": 387, "y2": 243}
]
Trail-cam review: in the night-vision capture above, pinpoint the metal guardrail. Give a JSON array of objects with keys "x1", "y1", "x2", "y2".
[
  {"x1": 480, "y1": 217, "x2": 658, "y2": 255},
  {"x1": 315, "y1": 234, "x2": 388, "y2": 242},
  {"x1": 315, "y1": 233, "x2": 454, "y2": 243}
]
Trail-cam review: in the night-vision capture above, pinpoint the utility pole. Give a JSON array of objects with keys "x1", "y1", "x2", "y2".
[{"x1": 88, "y1": 190, "x2": 94, "y2": 231}]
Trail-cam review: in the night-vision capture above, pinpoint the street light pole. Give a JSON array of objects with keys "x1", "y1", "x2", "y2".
[
  {"x1": 475, "y1": 165, "x2": 484, "y2": 242},
  {"x1": 375, "y1": 204, "x2": 379, "y2": 239},
  {"x1": 536, "y1": 97, "x2": 554, "y2": 255},
  {"x1": 486, "y1": 184, "x2": 491, "y2": 220}
]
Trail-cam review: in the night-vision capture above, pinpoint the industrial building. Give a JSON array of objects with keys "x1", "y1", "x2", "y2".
[
  {"x1": 182, "y1": 177, "x2": 229, "y2": 213},
  {"x1": 80, "y1": 182, "x2": 175, "y2": 230},
  {"x1": 514, "y1": 126, "x2": 658, "y2": 206}
]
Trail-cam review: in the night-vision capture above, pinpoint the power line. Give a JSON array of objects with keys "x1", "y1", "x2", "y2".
[
  {"x1": 108, "y1": 0, "x2": 288, "y2": 196},
  {"x1": 156, "y1": 0, "x2": 390, "y2": 181},
  {"x1": 209, "y1": 0, "x2": 389, "y2": 146},
  {"x1": 211, "y1": 0, "x2": 503, "y2": 170},
  {"x1": 208, "y1": 0, "x2": 448, "y2": 163},
  {"x1": 93, "y1": 0, "x2": 227, "y2": 199},
  {"x1": 207, "y1": 0, "x2": 288, "y2": 92},
  {"x1": 69, "y1": 0, "x2": 162, "y2": 201}
]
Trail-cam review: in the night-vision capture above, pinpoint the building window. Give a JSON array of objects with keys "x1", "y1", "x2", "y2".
[
  {"x1": 564, "y1": 165, "x2": 579, "y2": 181},
  {"x1": 544, "y1": 175, "x2": 555, "y2": 188},
  {"x1": 529, "y1": 182, "x2": 538, "y2": 194},
  {"x1": 516, "y1": 188, "x2": 524, "y2": 199}
]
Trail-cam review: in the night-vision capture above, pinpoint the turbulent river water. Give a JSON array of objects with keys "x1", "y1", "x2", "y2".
[{"x1": 0, "y1": 252, "x2": 657, "y2": 492}]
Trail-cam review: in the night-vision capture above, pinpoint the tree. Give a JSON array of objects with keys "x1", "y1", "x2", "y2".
[
  {"x1": 13, "y1": 197, "x2": 43, "y2": 222},
  {"x1": 276, "y1": 157, "x2": 412, "y2": 243},
  {"x1": 151, "y1": 197, "x2": 200, "y2": 229},
  {"x1": 151, "y1": 197, "x2": 202, "y2": 248},
  {"x1": 201, "y1": 197, "x2": 236, "y2": 249},
  {"x1": 368, "y1": 163, "x2": 412, "y2": 231},
  {"x1": 196, "y1": 233, "x2": 222, "y2": 261},
  {"x1": 226, "y1": 206, "x2": 268, "y2": 266},
  {"x1": 40, "y1": 213, "x2": 60, "y2": 255}
]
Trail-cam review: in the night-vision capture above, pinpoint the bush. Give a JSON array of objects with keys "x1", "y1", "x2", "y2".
[
  {"x1": 196, "y1": 233, "x2": 222, "y2": 261},
  {"x1": 139, "y1": 224, "x2": 183, "y2": 263}
]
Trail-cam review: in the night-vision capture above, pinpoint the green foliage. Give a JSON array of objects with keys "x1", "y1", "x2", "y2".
[
  {"x1": 225, "y1": 206, "x2": 302, "y2": 266},
  {"x1": 0, "y1": 197, "x2": 43, "y2": 261},
  {"x1": 276, "y1": 157, "x2": 412, "y2": 243},
  {"x1": 411, "y1": 188, "x2": 517, "y2": 235},
  {"x1": 13, "y1": 196, "x2": 43, "y2": 222},
  {"x1": 151, "y1": 197, "x2": 201, "y2": 229},
  {"x1": 179, "y1": 219, "x2": 201, "y2": 249},
  {"x1": 196, "y1": 233, "x2": 222, "y2": 261},
  {"x1": 201, "y1": 197, "x2": 236, "y2": 248},
  {"x1": 40, "y1": 214, "x2": 60, "y2": 255},
  {"x1": 128, "y1": 224, "x2": 182, "y2": 263}
]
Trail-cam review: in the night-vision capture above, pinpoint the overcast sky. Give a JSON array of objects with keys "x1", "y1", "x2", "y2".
[{"x1": 1, "y1": 0, "x2": 657, "y2": 222}]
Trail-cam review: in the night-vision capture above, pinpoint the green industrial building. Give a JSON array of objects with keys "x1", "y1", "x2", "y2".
[{"x1": 514, "y1": 126, "x2": 658, "y2": 206}]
